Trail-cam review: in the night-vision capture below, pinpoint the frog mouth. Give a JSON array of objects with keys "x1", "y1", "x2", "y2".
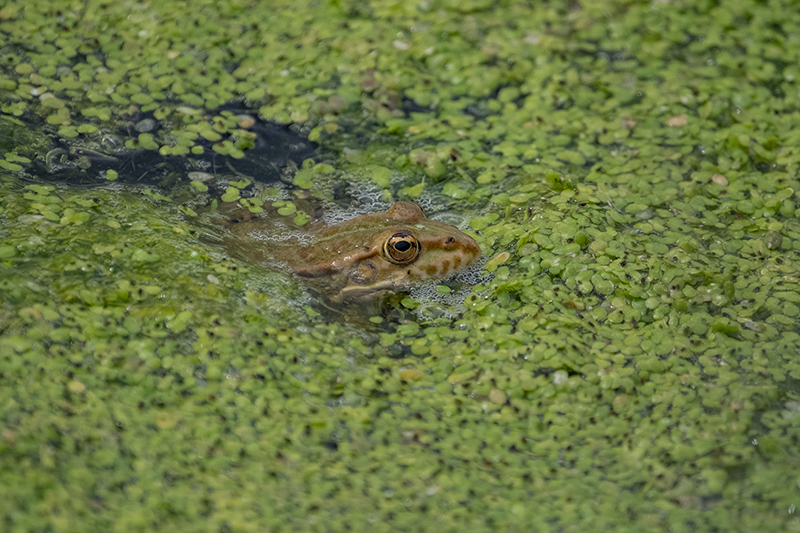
[{"x1": 333, "y1": 280, "x2": 400, "y2": 304}]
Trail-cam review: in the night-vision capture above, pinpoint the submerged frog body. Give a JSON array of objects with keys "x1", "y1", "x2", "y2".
[{"x1": 222, "y1": 201, "x2": 481, "y2": 303}]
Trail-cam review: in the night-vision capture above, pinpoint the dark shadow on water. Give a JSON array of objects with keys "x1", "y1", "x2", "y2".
[{"x1": 22, "y1": 104, "x2": 321, "y2": 190}]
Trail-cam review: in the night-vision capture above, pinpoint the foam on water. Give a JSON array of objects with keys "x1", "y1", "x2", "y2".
[{"x1": 319, "y1": 181, "x2": 390, "y2": 226}]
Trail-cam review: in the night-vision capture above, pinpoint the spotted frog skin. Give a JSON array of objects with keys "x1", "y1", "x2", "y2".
[{"x1": 222, "y1": 201, "x2": 481, "y2": 303}]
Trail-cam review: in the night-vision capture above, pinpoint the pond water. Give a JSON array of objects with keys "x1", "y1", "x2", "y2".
[{"x1": 1, "y1": 1, "x2": 799, "y2": 531}]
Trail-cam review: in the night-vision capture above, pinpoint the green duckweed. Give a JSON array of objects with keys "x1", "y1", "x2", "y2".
[{"x1": 2, "y1": 0, "x2": 800, "y2": 531}]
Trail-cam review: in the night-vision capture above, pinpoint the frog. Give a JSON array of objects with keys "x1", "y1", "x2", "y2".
[{"x1": 219, "y1": 201, "x2": 481, "y2": 303}]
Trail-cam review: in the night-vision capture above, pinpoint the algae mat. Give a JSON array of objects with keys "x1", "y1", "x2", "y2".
[{"x1": 2, "y1": 0, "x2": 800, "y2": 531}]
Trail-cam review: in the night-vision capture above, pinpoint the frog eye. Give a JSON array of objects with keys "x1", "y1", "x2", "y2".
[{"x1": 384, "y1": 232, "x2": 420, "y2": 264}]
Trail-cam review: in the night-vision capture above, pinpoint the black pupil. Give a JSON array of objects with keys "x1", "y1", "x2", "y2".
[{"x1": 394, "y1": 240, "x2": 411, "y2": 252}]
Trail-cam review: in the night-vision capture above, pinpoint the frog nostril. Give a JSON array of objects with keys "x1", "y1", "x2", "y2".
[{"x1": 445, "y1": 237, "x2": 455, "y2": 245}]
